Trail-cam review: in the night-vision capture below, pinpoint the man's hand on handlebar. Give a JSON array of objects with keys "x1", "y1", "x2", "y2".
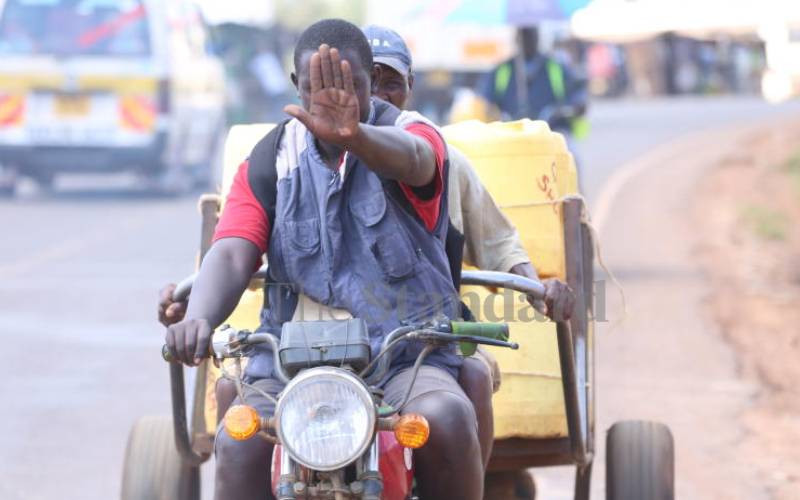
[
  {"x1": 165, "y1": 318, "x2": 212, "y2": 366},
  {"x1": 508, "y1": 262, "x2": 575, "y2": 321},
  {"x1": 158, "y1": 283, "x2": 187, "y2": 326},
  {"x1": 541, "y1": 278, "x2": 575, "y2": 322}
]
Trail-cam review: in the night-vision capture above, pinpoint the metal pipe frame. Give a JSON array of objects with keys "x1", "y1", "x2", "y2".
[
  {"x1": 556, "y1": 320, "x2": 591, "y2": 467},
  {"x1": 169, "y1": 362, "x2": 210, "y2": 466},
  {"x1": 563, "y1": 197, "x2": 595, "y2": 499},
  {"x1": 461, "y1": 270, "x2": 546, "y2": 300}
]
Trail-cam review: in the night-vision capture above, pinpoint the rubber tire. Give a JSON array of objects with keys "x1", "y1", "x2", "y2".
[
  {"x1": 121, "y1": 416, "x2": 200, "y2": 500},
  {"x1": 606, "y1": 420, "x2": 674, "y2": 500},
  {"x1": 483, "y1": 470, "x2": 536, "y2": 500}
]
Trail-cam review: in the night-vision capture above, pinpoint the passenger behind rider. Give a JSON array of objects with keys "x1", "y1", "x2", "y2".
[
  {"x1": 166, "y1": 19, "x2": 487, "y2": 500},
  {"x1": 158, "y1": 24, "x2": 575, "y2": 478},
  {"x1": 361, "y1": 25, "x2": 574, "y2": 469}
]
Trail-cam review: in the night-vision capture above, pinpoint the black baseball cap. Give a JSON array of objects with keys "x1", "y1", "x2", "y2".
[{"x1": 362, "y1": 25, "x2": 412, "y2": 77}]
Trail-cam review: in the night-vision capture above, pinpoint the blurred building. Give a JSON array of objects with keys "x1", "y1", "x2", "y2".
[{"x1": 572, "y1": 0, "x2": 800, "y2": 101}]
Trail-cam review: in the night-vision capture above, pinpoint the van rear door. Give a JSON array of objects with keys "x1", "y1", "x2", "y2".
[{"x1": 0, "y1": 0, "x2": 161, "y2": 149}]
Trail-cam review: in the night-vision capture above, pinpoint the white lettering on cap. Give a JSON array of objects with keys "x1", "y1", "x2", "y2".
[{"x1": 370, "y1": 38, "x2": 393, "y2": 48}]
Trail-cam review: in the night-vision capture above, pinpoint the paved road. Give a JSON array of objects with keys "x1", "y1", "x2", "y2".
[{"x1": 1, "y1": 96, "x2": 799, "y2": 499}]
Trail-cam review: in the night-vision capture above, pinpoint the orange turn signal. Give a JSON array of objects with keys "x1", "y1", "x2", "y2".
[
  {"x1": 394, "y1": 413, "x2": 430, "y2": 449},
  {"x1": 224, "y1": 404, "x2": 261, "y2": 441}
]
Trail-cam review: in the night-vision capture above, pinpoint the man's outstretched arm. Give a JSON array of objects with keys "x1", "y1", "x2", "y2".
[
  {"x1": 346, "y1": 123, "x2": 437, "y2": 187},
  {"x1": 164, "y1": 237, "x2": 261, "y2": 366},
  {"x1": 284, "y1": 44, "x2": 438, "y2": 187}
]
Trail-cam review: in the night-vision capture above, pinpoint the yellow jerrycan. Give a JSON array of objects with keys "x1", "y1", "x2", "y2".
[{"x1": 442, "y1": 119, "x2": 579, "y2": 439}]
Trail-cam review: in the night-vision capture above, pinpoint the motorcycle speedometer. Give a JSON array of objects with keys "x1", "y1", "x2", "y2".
[{"x1": 275, "y1": 367, "x2": 376, "y2": 471}]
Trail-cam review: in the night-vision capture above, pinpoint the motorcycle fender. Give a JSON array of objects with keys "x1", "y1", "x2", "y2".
[
  {"x1": 271, "y1": 446, "x2": 281, "y2": 498},
  {"x1": 379, "y1": 431, "x2": 414, "y2": 500}
]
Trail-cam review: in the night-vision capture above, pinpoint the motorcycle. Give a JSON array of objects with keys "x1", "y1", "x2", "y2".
[
  {"x1": 173, "y1": 317, "x2": 514, "y2": 500},
  {"x1": 156, "y1": 270, "x2": 542, "y2": 500}
]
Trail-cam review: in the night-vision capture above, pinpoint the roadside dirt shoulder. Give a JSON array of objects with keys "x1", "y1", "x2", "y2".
[
  {"x1": 694, "y1": 122, "x2": 800, "y2": 499},
  {"x1": 583, "y1": 115, "x2": 800, "y2": 500}
]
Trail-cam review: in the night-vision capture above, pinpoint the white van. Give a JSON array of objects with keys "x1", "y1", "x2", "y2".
[{"x1": 0, "y1": 0, "x2": 226, "y2": 194}]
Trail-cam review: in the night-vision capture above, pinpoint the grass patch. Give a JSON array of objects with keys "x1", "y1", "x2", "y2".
[
  {"x1": 784, "y1": 152, "x2": 800, "y2": 197},
  {"x1": 741, "y1": 204, "x2": 789, "y2": 241}
]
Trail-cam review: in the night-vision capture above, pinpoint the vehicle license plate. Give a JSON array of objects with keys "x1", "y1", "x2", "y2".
[{"x1": 54, "y1": 94, "x2": 91, "y2": 116}]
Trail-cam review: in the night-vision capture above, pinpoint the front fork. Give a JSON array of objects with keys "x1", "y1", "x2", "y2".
[
  {"x1": 275, "y1": 438, "x2": 383, "y2": 500},
  {"x1": 276, "y1": 446, "x2": 298, "y2": 500},
  {"x1": 357, "y1": 438, "x2": 382, "y2": 500}
]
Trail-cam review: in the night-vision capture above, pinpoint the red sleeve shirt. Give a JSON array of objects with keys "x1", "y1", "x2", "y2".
[
  {"x1": 398, "y1": 122, "x2": 447, "y2": 232},
  {"x1": 212, "y1": 122, "x2": 447, "y2": 252},
  {"x1": 212, "y1": 160, "x2": 270, "y2": 253}
]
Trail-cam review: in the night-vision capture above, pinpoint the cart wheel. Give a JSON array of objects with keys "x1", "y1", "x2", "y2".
[
  {"x1": 606, "y1": 420, "x2": 674, "y2": 500},
  {"x1": 483, "y1": 470, "x2": 536, "y2": 500},
  {"x1": 121, "y1": 416, "x2": 200, "y2": 500}
]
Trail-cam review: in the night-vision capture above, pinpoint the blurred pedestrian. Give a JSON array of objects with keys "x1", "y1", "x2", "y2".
[{"x1": 480, "y1": 26, "x2": 589, "y2": 140}]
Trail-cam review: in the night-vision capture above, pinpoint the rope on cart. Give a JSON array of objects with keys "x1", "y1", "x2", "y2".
[
  {"x1": 501, "y1": 369, "x2": 562, "y2": 380},
  {"x1": 498, "y1": 194, "x2": 629, "y2": 329}
]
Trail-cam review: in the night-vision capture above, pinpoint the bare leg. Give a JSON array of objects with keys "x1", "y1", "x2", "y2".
[
  {"x1": 458, "y1": 357, "x2": 495, "y2": 470},
  {"x1": 215, "y1": 378, "x2": 283, "y2": 500},
  {"x1": 404, "y1": 391, "x2": 484, "y2": 500},
  {"x1": 216, "y1": 377, "x2": 238, "y2": 423},
  {"x1": 215, "y1": 432, "x2": 275, "y2": 500}
]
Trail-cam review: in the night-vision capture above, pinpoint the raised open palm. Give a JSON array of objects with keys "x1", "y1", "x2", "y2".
[{"x1": 284, "y1": 44, "x2": 361, "y2": 147}]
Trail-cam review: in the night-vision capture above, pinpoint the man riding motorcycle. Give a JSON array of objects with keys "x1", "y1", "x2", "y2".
[
  {"x1": 166, "y1": 19, "x2": 483, "y2": 499},
  {"x1": 161, "y1": 23, "x2": 575, "y2": 496}
]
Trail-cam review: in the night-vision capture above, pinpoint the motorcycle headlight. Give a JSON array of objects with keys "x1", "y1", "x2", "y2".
[{"x1": 275, "y1": 367, "x2": 376, "y2": 471}]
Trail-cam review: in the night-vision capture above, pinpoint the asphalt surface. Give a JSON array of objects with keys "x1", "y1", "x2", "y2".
[{"x1": 2, "y1": 95, "x2": 800, "y2": 500}]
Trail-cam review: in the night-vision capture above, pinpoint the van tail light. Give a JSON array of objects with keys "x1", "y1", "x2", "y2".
[
  {"x1": 0, "y1": 94, "x2": 25, "y2": 127},
  {"x1": 157, "y1": 79, "x2": 171, "y2": 114},
  {"x1": 119, "y1": 95, "x2": 156, "y2": 131}
]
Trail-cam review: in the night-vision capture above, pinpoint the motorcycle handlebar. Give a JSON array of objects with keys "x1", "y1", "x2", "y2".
[
  {"x1": 171, "y1": 269, "x2": 543, "y2": 303},
  {"x1": 165, "y1": 269, "x2": 542, "y2": 383},
  {"x1": 460, "y1": 270, "x2": 546, "y2": 301},
  {"x1": 450, "y1": 321, "x2": 509, "y2": 340},
  {"x1": 161, "y1": 329, "x2": 290, "y2": 383}
]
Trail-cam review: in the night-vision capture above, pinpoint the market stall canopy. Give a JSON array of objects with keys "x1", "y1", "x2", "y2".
[
  {"x1": 195, "y1": 0, "x2": 275, "y2": 26},
  {"x1": 445, "y1": 0, "x2": 590, "y2": 25},
  {"x1": 571, "y1": 0, "x2": 800, "y2": 42},
  {"x1": 365, "y1": 0, "x2": 590, "y2": 70}
]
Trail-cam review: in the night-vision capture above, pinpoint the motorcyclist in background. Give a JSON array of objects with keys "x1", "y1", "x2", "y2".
[{"x1": 480, "y1": 26, "x2": 589, "y2": 141}]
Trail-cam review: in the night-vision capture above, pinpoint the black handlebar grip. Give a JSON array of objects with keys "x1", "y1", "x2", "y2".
[{"x1": 162, "y1": 343, "x2": 215, "y2": 363}]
